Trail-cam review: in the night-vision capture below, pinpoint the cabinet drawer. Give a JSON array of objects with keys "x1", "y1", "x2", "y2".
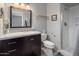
[
  {"x1": 0, "y1": 39, "x2": 17, "y2": 46},
  {"x1": 0, "y1": 49, "x2": 17, "y2": 56},
  {"x1": 0, "y1": 39, "x2": 17, "y2": 53}
]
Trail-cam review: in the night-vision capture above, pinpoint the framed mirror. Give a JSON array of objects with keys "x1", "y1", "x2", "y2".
[{"x1": 10, "y1": 6, "x2": 32, "y2": 28}]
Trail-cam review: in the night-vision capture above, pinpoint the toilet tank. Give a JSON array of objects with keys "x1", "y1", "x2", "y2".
[{"x1": 41, "y1": 33, "x2": 47, "y2": 41}]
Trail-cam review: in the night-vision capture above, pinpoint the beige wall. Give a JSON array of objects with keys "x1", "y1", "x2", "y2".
[{"x1": 47, "y1": 3, "x2": 61, "y2": 49}]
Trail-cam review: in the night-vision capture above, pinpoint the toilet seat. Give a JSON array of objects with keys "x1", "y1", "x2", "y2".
[{"x1": 43, "y1": 40, "x2": 55, "y2": 49}]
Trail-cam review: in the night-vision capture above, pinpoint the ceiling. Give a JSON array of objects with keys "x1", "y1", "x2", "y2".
[{"x1": 63, "y1": 3, "x2": 79, "y2": 7}]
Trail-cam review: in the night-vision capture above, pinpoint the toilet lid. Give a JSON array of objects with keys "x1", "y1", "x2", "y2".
[{"x1": 43, "y1": 40, "x2": 55, "y2": 46}]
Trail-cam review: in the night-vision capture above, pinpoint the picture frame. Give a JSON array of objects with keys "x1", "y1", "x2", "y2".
[{"x1": 51, "y1": 14, "x2": 57, "y2": 21}]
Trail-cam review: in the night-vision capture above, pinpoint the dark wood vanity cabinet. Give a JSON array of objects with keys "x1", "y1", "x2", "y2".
[{"x1": 0, "y1": 34, "x2": 41, "y2": 56}]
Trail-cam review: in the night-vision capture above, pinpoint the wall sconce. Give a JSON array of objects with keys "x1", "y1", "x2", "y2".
[{"x1": 12, "y1": 3, "x2": 31, "y2": 10}]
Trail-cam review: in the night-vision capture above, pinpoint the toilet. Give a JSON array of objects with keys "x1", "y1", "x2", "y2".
[{"x1": 41, "y1": 33, "x2": 55, "y2": 56}]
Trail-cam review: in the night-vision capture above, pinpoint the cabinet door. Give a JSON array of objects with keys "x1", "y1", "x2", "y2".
[
  {"x1": 22, "y1": 34, "x2": 41, "y2": 56},
  {"x1": 15, "y1": 37, "x2": 24, "y2": 56},
  {"x1": 30, "y1": 34, "x2": 41, "y2": 56},
  {"x1": 22, "y1": 37, "x2": 32, "y2": 56}
]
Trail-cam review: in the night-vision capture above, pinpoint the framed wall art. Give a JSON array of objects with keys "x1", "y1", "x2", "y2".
[{"x1": 51, "y1": 14, "x2": 57, "y2": 21}]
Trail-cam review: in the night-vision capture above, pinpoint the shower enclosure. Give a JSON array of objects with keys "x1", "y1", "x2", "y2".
[{"x1": 60, "y1": 3, "x2": 79, "y2": 56}]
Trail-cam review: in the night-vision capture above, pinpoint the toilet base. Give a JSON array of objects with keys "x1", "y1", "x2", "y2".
[{"x1": 41, "y1": 47, "x2": 53, "y2": 56}]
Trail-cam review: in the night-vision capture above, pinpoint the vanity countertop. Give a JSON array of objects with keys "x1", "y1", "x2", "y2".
[{"x1": 0, "y1": 31, "x2": 41, "y2": 40}]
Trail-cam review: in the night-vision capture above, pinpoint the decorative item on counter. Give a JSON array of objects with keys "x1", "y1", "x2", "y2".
[
  {"x1": 51, "y1": 14, "x2": 57, "y2": 21},
  {"x1": 3, "y1": 20, "x2": 9, "y2": 34},
  {"x1": 3, "y1": 23, "x2": 9, "y2": 34},
  {"x1": 0, "y1": 8, "x2": 3, "y2": 18},
  {"x1": 5, "y1": 23, "x2": 9, "y2": 29}
]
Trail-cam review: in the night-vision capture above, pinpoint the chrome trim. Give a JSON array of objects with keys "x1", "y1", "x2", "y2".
[
  {"x1": 0, "y1": 52, "x2": 10, "y2": 55},
  {"x1": 8, "y1": 49, "x2": 16, "y2": 53},
  {"x1": 8, "y1": 42, "x2": 16, "y2": 44},
  {"x1": 30, "y1": 38, "x2": 34, "y2": 40}
]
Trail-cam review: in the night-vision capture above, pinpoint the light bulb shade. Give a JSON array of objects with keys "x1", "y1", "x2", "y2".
[
  {"x1": 14, "y1": 3, "x2": 19, "y2": 6},
  {"x1": 26, "y1": 4, "x2": 31, "y2": 10},
  {"x1": 12, "y1": 3, "x2": 31, "y2": 10},
  {"x1": 20, "y1": 3, "x2": 25, "y2": 7}
]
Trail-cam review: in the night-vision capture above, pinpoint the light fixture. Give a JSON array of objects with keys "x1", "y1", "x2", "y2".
[
  {"x1": 26, "y1": 3, "x2": 31, "y2": 10},
  {"x1": 12, "y1": 3, "x2": 31, "y2": 10},
  {"x1": 20, "y1": 3, "x2": 25, "y2": 7},
  {"x1": 13, "y1": 3, "x2": 19, "y2": 7},
  {"x1": 14, "y1": 3, "x2": 19, "y2": 6}
]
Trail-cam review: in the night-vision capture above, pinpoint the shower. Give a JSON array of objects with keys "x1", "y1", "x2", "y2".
[{"x1": 60, "y1": 3, "x2": 79, "y2": 56}]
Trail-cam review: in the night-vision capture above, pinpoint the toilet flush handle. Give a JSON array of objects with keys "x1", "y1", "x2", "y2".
[
  {"x1": 53, "y1": 35, "x2": 56, "y2": 37},
  {"x1": 51, "y1": 33, "x2": 53, "y2": 35}
]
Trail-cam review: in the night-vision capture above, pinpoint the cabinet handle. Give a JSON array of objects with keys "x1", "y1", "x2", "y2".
[
  {"x1": 0, "y1": 52, "x2": 10, "y2": 55},
  {"x1": 8, "y1": 42, "x2": 16, "y2": 44},
  {"x1": 8, "y1": 49, "x2": 16, "y2": 53},
  {"x1": 30, "y1": 39, "x2": 34, "y2": 41}
]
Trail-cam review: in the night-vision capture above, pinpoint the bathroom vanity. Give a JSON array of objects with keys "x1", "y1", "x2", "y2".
[
  {"x1": 0, "y1": 5, "x2": 41, "y2": 56},
  {"x1": 0, "y1": 31, "x2": 41, "y2": 56}
]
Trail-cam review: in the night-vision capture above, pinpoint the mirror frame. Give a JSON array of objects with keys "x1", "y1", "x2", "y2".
[{"x1": 10, "y1": 6, "x2": 32, "y2": 28}]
